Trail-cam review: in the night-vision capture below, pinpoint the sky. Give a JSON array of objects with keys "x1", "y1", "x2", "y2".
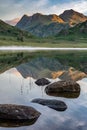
[{"x1": 0, "y1": 0, "x2": 87, "y2": 20}]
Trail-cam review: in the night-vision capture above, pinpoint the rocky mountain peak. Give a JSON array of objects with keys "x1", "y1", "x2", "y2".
[
  {"x1": 32, "y1": 13, "x2": 43, "y2": 17},
  {"x1": 49, "y1": 14, "x2": 64, "y2": 23},
  {"x1": 16, "y1": 9, "x2": 87, "y2": 37},
  {"x1": 60, "y1": 9, "x2": 87, "y2": 25},
  {"x1": 16, "y1": 14, "x2": 29, "y2": 28}
]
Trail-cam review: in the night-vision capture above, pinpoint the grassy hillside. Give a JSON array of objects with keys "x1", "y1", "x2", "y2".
[
  {"x1": 55, "y1": 21, "x2": 87, "y2": 41},
  {"x1": 0, "y1": 35, "x2": 87, "y2": 47},
  {"x1": 0, "y1": 20, "x2": 27, "y2": 36},
  {"x1": 0, "y1": 19, "x2": 34, "y2": 44},
  {"x1": 0, "y1": 19, "x2": 87, "y2": 47}
]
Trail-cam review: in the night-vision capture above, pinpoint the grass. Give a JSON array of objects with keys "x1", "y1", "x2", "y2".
[
  {"x1": 0, "y1": 19, "x2": 87, "y2": 47},
  {"x1": 0, "y1": 35, "x2": 87, "y2": 47}
]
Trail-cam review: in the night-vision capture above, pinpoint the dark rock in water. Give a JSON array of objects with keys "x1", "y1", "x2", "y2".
[
  {"x1": 0, "y1": 119, "x2": 37, "y2": 127},
  {"x1": 35, "y1": 78, "x2": 50, "y2": 86},
  {"x1": 45, "y1": 80, "x2": 80, "y2": 94},
  {"x1": 0, "y1": 104, "x2": 40, "y2": 121},
  {"x1": 32, "y1": 99, "x2": 67, "y2": 111},
  {"x1": 46, "y1": 91, "x2": 80, "y2": 98}
]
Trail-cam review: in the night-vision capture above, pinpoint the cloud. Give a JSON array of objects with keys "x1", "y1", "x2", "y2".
[
  {"x1": 19, "y1": 0, "x2": 49, "y2": 15},
  {"x1": 0, "y1": 0, "x2": 22, "y2": 20},
  {"x1": 42, "y1": 0, "x2": 87, "y2": 15},
  {"x1": 0, "y1": 0, "x2": 87, "y2": 20},
  {"x1": 0, "y1": 0, "x2": 49, "y2": 20}
]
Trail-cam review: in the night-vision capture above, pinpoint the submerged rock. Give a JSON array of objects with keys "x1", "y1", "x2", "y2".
[
  {"x1": 0, "y1": 119, "x2": 38, "y2": 127},
  {"x1": 32, "y1": 99, "x2": 67, "y2": 111},
  {"x1": 45, "y1": 80, "x2": 80, "y2": 94},
  {"x1": 35, "y1": 78, "x2": 50, "y2": 86},
  {"x1": 0, "y1": 104, "x2": 40, "y2": 121}
]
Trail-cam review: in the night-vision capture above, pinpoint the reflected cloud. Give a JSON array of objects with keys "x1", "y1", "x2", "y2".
[
  {"x1": 7, "y1": 68, "x2": 22, "y2": 77},
  {"x1": 0, "y1": 55, "x2": 87, "y2": 130}
]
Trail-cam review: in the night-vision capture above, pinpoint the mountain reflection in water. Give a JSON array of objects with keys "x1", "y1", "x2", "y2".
[{"x1": 0, "y1": 67, "x2": 87, "y2": 130}]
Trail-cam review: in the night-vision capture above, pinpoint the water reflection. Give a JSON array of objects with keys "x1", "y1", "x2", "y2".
[
  {"x1": 0, "y1": 67, "x2": 87, "y2": 130},
  {"x1": 16, "y1": 57, "x2": 64, "y2": 79},
  {"x1": 0, "y1": 119, "x2": 38, "y2": 128},
  {"x1": 6, "y1": 68, "x2": 35, "y2": 96},
  {"x1": 46, "y1": 91, "x2": 80, "y2": 98}
]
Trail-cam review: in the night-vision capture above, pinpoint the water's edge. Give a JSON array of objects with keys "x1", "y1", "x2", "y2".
[{"x1": 0, "y1": 46, "x2": 87, "y2": 51}]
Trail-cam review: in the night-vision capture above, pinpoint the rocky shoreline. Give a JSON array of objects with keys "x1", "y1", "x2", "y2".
[{"x1": 0, "y1": 78, "x2": 82, "y2": 127}]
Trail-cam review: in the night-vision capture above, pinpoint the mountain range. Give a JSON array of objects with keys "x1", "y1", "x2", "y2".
[
  {"x1": 0, "y1": 9, "x2": 87, "y2": 39},
  {"x1": 16, "y1": 9, "x2": 87, "y2": 37},
  {"x1": 16, "y1": 56, "x2": 86, "y2": 80}
]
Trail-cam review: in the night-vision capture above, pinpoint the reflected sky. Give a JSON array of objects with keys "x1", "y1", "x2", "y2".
[{"x1": 0, "y1": 68, "x2": 87, "y2": 130}]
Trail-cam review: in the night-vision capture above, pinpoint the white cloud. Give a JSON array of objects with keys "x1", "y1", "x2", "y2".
[
  {"x1": 43, "y1": 0, "x2": 87, "y2": 15},
  {"x1": 74, "y1": 0, "x2": 87, "y2": 14},
  {"x1": 0, "y1": 0, "x2": 87, "y2": 20},
  {"x1": 0, "y1": 0, "x2": 49, "y2": 20},
  {"x1": 0, "y1": 0, "x2": 23, "y2": 20}
]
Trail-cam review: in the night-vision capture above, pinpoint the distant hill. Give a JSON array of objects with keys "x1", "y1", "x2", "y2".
[
  {"x1": 0, "y1": 19, "x2": 33, "y2": 42},
  {"x1": 16, "y1": 13, "x2": 69, "y2": 37},
  {"x1": 5, "y1": 18, "x2": 20, "y2": 26},
  {"x1": 68, "y1": 20, "x2": 87, "y2": 36},
  {"x1": 16, "y1": 9, "x2": 87, "y2": 37},
  {"x1": 59, "y1": 9, "x2": 87, "y2": 26}
]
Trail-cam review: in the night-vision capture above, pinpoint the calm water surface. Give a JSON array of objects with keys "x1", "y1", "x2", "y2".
[{"x1": 0, "y1": 67, "x2": 87, "y2": 130}]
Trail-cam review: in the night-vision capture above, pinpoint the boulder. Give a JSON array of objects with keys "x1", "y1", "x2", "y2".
[
  {"x1": 45, "y1": 80, "x2": 80, "y2": 94},
  {"x1": 0, "y1": 104, "x2": 40, "y2": 121},
  {"x1": 35, "y1": 78, "x2": 50, "y2": 86},
  {"x1": 32, "y1": 99, "x2": 67, "y2": 111},
  {"x1": 0, "y1": 119, "x2": 37, "y2": 127},
  {"x1": 46, "y1": 91, "x2": 80, "y2": 98}
]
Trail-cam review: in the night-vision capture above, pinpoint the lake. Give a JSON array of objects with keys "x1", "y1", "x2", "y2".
[{"x1": 0, "y1": 50, "x2": 87, "y2": 130}]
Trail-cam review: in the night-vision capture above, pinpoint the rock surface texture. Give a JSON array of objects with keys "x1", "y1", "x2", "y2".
[
  {"x1": 0, "y1": 104, "x2": 40, "y2": 121},
  {"x1": 45, "y1": 80, "x2": 80, "y2": 93},
  {"x1": 35, "y1": 78, "x2": 50, "y2": 86},
  {"x1": 32, "y1": 99, "x2": 67, "y2": 111}
]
